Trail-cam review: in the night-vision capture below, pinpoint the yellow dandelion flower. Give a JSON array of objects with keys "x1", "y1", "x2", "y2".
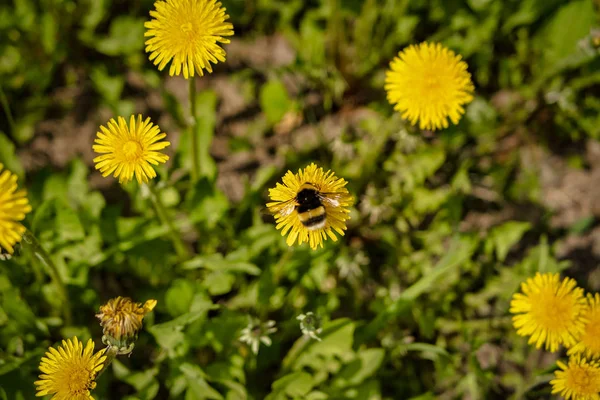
[
  {"x1": 569, "y1": 293, "x2": 600, "y2": 359},
  {"x1": 384, "y1": 42, "x2": 474, "y2": 131},
  {"x1": 510, "y1": 272, "x2": 587, "y2": 352},
  {"x1": 92, "y1": 115, "x2": 170, "y2": 185},
  {"x1": 144, "y1": 0, "x2": 234, "y2": 79},
  {"x1": 0, "y1": 164, "x2": 32, "y2": 255},
  {"x1": 34, "y1": 337, "x2": 106, "y2": 400},
  {"x1": 96, "y1": 296, "x2": 157, "y2": 341},
  {"x1": 267, "y1": 163, "x2": 353, "y2": 250},
  {"x1": 551, "y1": 355, "x2": 600, "y2": 400}
]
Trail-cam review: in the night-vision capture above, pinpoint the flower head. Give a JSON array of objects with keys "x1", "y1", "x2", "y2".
[
  {"x1": 0, "y1": 164, "x2": 31, "y2": 255},
  {"x1": 384, "y1": 42, "x2": 474, "y2": 130},
  {"x1": 267, "y1": 163, "x2": 353, "y2": 250},
  {"x1": 510, "y1": 272, "x2": 587, "y2": 352},
  {"x1": 34, "y1": 337, "x2": 106, "y2": 400},
  {"x1": 551, "y1": 355, "x2": 600, "y2": 400},
  {"x1": 297, "y1": 312, "x2": 322, "y2": 341},
  {"x1": 239, "y1": 318, "x2": 277, "y2": 355},
  {"x1": 144, "y1": 0, "x2": 234, "y2": 79},
  {"x1": 93, "y1": 115, "x2": 170, "y2": 185},
  {"x1": 96, "y1": 296, "x2": 157, "y2": 349},
  {"x1": 569, "y1": 293, "x2": 600, "y2": 359}
]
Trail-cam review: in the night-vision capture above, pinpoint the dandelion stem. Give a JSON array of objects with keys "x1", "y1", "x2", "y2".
[
  {"x1": 0, "y1": 84, "x2": 16, "y2": 135},
  {"x1": 95, "y1": 345, "x2": 119, "y2": 380},
  {"x1": 146, "y1": 183, "x2": 190, "y2": 260},
  {"x1": 22, "y1": 229, "x2": 73, "y2": 326},
  {"x1": 189, "y1": 78, "x2": 200, "y2": 184}
]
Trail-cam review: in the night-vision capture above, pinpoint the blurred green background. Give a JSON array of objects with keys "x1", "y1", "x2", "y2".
[{"x1": 1, "y1": 0, "x2": 600, "y2": 399}]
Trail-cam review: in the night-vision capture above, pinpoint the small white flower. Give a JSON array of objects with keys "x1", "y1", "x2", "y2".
[
  {"x1": 239, "y1": 318, "x2": 277, "y2": 355},
  {"x1": 297, "y1": 312, "x2": 322, "y2": 341}
]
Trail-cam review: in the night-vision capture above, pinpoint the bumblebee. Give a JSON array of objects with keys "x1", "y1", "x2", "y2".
[{"x1": 272, "y1": 183, "x2": 346, "y2": 230}]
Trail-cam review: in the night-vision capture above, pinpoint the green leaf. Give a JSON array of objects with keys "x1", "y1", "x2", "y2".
[
  {"x1": 533, "y1": 0, "x2": 596, "y2": 75},
  {"x1": 259, "y1": 79, "x2": 294, "y2": 125},
  {"x1": 180, "y1": 90, "x2": 218, "y2": 179},
  {"x1": 203, "y1": 271, "x2": 236, "y2": 296},
  {"x1": 67, "y1": 159, "x2": 90, "y2": 207},
  {"x1": 0, "y1": 350, "x2": 44, "y2": 376},
  {"x1": 90, "y1": 66, "x2": 124, "y2": 104},
  {"x1": 195, "y1": 90, "x2": 218, "y2": 179},
  {"x1": 267, "y1": 372, "x2": 315, "y2": 399},
  {"x1": 55, "y1": 204, "x2": 85, "y2": 243},
  {"x1": 341, "y1": 380, "x2": 381, "y2": 400},
  {"x1": 569, "y1": 216, "x2": 595, "y2": 234},
  {"x1": 80, "y1": 0, "x2": 110, "y2": 30},
  {"x1": 94, "y1": 16, "x2": 145, "y2": 56},
  {"x1": 284, "y1": 319, "x2": 355, "y2": 371},
  {"x1": 182, "y1": 253, "x2": 260, "y2": 275},
  {"x1": 332, "y1": 348, "x2": 385, "y2": 388},
  {"x1": 165, "y1": 279, "x2": 195, "y2": 317},
  {"x1": 356, "y1": 236, "x2": 478, "y2": 344},
  {"x1": 485, "y1": 221, "x2": 531, "y2": 262},
  {"x1": 113, "y1": 361, "x2": 160, "y2": 400},
  {"x1": 186, "y1": 178, "x2": 229, "y2": 229},
  {"x1": 0, "y1": 132, "x2": 24, "y2": 178},
  {"x1": 502, "y1": 0, "x2": 564, "y2": 32},
  {"x1": 40, "y1": 12, "x2": 57, "y2": 54},
  {"x1": 0, "y1": 289, "x2": 39, "y2": 330},
  {"x1": 180, "y1": 363, "x2": 224, "y2": 400},
  {"x1": 149, "y1": 303, "x2": 216, "y2": 358}
]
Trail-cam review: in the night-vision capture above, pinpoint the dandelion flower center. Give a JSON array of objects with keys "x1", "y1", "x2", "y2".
[
  {"x1": 181, "y1": 22, "x2": 193, "y2": 33},
  {"x1": 570, "y1": 369, "x2": 593, "y2": 389},
  {"x1": 424, "y1": 75, "x2": 441, "y2": 91},
  {"x1": 64, "y1": 366, "x2": 95, "y2": 394},
  {"x1": 510, "y1": 272, "x2": 587, "y2": 352},
  {"x1": 144, "y1": 0, "x2": 235, "y2": 79},
  {"x1": 551, "y1": 356, "x2": 600, "y2": 400},
  {"x1": 122, "y1": 140, "x2": 143, "y2": 161},
  {"x1": 384, "y1": 42, "x2": 474, "y2": 131},
  {"x1": 530, "y1": 291, "x2": 574, "y2": 330}
]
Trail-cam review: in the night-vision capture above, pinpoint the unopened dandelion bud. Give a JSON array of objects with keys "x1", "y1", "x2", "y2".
[{"x1": 96, "y1": 297, "x2": 157, "y2": 352}]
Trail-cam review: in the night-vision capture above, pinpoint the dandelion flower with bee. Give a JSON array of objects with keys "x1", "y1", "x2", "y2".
[
  {"x1": 385, "y1": 42, "x2": 474, "y2": 131},
  {"x1": 510, "y1": 272, "x2": 587, "y2": 352},
  {"x1": 0, "y1": 164, "x2": 32, "y2": 255},
  {"x1": 267, "y1": 163, "x2": 353, "y2": 250},
  {"x1": 551, "y1": 355, "x2": 600, "y2": 400},
  {"x1": 34, "y1": 337, "x2": 106, "y2": 400},
  {"x1": 144, "y1": 0, "x2": 234, "y2": 79},
  {"x1": 92, "y1": 115, "x2": 170, "y2": 185}
]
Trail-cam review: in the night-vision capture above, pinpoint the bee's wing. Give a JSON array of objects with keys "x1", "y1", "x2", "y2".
[
  {"x1": 318, "y1": 192, "x2": 350, "y2": 208},
  {"x1": 267, "y1": 199, "x2": 296, "y2": 217}
]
